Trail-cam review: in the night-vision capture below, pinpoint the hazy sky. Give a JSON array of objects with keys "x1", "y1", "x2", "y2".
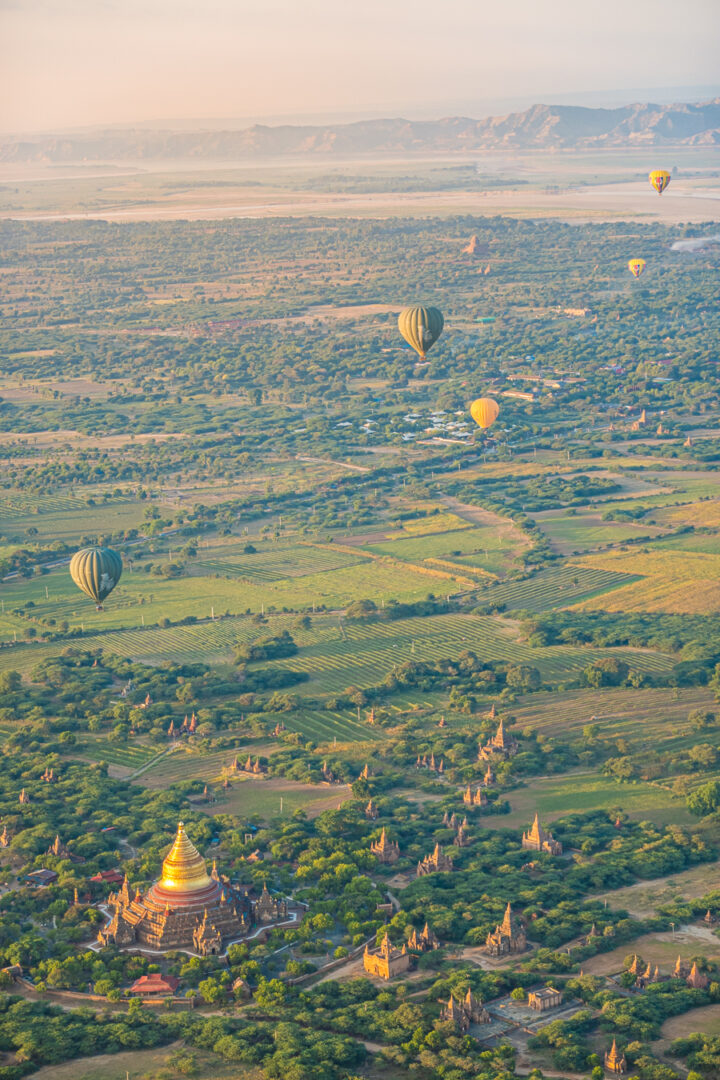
[{"x1": 1, "y1": 0, "x2": 719, "y2": 132}]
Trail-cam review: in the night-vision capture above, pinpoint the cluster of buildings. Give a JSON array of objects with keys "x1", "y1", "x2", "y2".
[
  {"x1": 441, "y1": 989, "x2": 490, "y2": 1031},
  {"x1": 416, "y1": 752, "x2": 444, "y2": 773},
  {"x1": 626, "y1": 953, "x2": 710, "y2": 990},
  {"x1": 442, "y1": 811, "x2": 470, "y2": 847},
  {"x1": 98, "y1": 822, "x2": 288, "y2": 956},
  {"x1": 363, "y1": 924, "x2": 440, "y2": 979},
  {"x1": 166, "y1": 713, "x2": 198, "y2": 738}
]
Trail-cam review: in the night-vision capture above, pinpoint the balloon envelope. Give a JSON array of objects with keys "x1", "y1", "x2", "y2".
[
  {"x1": 470, "y1": 397, "x2": 500, "y2": 430},
  {"x1": 649, "y1": 170, "x2": 671, "y2": 195},
  {"x1": 628, "y1": 258, "x2": 646, "y2": 278},
  {"x1": 70, "y1": 547, "x2": 123, "y2": 607},
  {"x1": 398, "y1": 306, "x2": 444, "y2": 359}
]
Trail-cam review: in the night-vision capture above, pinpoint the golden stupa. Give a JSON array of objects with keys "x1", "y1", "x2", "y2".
[
  {"x1": 98, "y1": 820, "x2": 259, "y2": 955},
  {"x1": 157, "y1": 821, "x2": 214, "y2": 893}
]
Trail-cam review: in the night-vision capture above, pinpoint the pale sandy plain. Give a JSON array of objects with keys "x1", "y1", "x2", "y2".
[{"x1": 3, "y1": 179, "x2": 720, "y2": 224}]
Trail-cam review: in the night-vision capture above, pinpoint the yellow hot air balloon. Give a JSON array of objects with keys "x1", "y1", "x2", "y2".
[
  {"x1": 649, "y1": 170, "x2": 671, "y2": 195},
  {"x1": 470, "y1": 397, "x2": 500, "y2": 431},
  {"x1": 70, "y1": 546, "x2": 123, "y2": 610},
  {"x1": 628, "y1": 258, "x2": 646, "y2": 278},
  {"x1": 398, "y1": 306, "x2": 444, "y2": 360}
]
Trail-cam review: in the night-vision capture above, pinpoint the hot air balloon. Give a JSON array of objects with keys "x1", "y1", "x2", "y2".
[
  {"x1": 398, "y1": 306, "x2": 444, "y2": 360},
  {"x1": 70, "y1": 546, "x2": 122, "y2": 610},
  {"x1": 628, "y1": 258, "x2": 646, "y2": 278},
  {"x1": 649, "y1": 170, "x2": 671, "y2": 195},
  {"x1": 470, "y1": 397, "x2": 500, "y2": 431}
]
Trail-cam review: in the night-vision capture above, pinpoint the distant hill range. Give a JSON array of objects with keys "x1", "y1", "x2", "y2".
[{"x1": 4, "y1": 98, "x2": 720, "y2": 163}]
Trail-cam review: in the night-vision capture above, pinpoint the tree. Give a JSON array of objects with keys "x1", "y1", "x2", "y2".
[
  {"x1": 687, "y1": 780, "x2": 720, "y2": 817},
  {"x1": 584, "y1": 658, "x2": 629, "y2": 687},
  {"x1": 506, "y1": 665, "x2": 541, "y2": 691},
  {"x1": 197, "y1": 977, "x2": 225, "y2": 1004},
  {"x1": 254, "y1": 977, "x2": 289, "y2": 1008}
]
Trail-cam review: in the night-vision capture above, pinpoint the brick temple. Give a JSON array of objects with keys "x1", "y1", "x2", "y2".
[{"x1": 98, "y1": 821, "x2": 286, "y2": 955}]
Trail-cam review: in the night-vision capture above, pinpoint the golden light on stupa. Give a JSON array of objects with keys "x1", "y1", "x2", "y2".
[
  {"x1": 158, "y1": 821, "x2": 214, "y2": 893},
  {"x1": 97, "y1": 819, "x2": 288, "y2": 954}
]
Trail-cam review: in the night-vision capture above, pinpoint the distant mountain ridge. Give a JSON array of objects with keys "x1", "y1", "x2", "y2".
[{"x1": 3, "y1": 98, "x2": 719, "y2": 162}]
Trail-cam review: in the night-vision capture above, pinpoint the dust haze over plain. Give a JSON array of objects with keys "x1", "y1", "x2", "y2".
[{"x1": 1, "y1": 0, "x2": 719, "y2": 134}]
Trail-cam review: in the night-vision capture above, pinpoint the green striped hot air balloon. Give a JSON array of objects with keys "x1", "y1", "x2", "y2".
[
  {"x1": 69, "y1": 546, "x2": 123, "y2": 610},
  {"x1": 398, "y1": 305, "x2": 444, "y2": 360}
]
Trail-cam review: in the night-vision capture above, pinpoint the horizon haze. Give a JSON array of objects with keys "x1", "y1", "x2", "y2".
[{"x1": 1, "y1": 0, "x2": 719, "y2": 133}]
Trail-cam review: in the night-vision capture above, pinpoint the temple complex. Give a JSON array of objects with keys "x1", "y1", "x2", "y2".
[
  {"x1": 97, "y1": 821, "x2": 286, "y2": 955},
  {"x1": 522, "y1": 813, "x2": 562, "y2": 856},
  {"x1": 478, "y1": 718, "x2": 518, "y2": 762},
  {"x1": 363, "y1": 932, "x2": 411, "y2": 980},
  {"x1": 485, "y1": 903, "x2": 527, "y2": 956},
  {"x1": 604, "y1": 1039, "x2": 626, "y2": 1075},
  {"x1": 463, "y1": 785, "x2": 488, "y2": 807},
  {"x1": 441, "y1": 989, "x2": 490, "y2": 1031},
  {"x1": 370, "y1": 828, "x2": 400, "y2": 865},
  {"x1": 47, "y1": 835, "x2": 78, "y2": 860},
  {"x1": 416, "y1": 843, "x2": 453, "y2": 876},
  {"x1": 407, "y1": 923, "x2": 440, "y2": 952}
]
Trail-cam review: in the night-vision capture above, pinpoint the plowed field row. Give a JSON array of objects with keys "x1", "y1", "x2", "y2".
[
  {"x1": 269, "y1": 614, "x2": 674, "y2": 693},
  {"x1": 481, "y1": 565, "x2": 640, "y2": 612}
]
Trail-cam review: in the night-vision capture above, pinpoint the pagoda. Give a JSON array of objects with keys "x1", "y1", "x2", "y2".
[
  {"x1": 485, "y1": 903, "x2": 527, "y2": 956},
  {"x1": 604, "y1": 1039, "x2": 626, "y2": 1075},
  {"x1": 98, "y1": 821, "x2": 255, "y2": 955},
  {"x1": 522, "y1": 813, "x2": 562, "y2": 855},
  {"x1": 417, "y1": 843, "x2": 453, "y2": 877},
  {"x1": 363, "y1": 932, "x2": 410, "y2": 980},
  {"x1": 371, "y1": 828, "x2": 400, "y2": 865},
  {"x1": 479, "y1": 718, "x2": 518, "y2": 761},
  {"x1": 441, "y1": 988, "x2": 490, "y2": 1031}
]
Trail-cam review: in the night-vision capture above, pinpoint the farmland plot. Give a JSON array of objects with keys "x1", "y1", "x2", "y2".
[
  {"x1": 267, "y1": 613, "x2": 675, "y2": 694},
  {"x1": 507, "y1": 686, "x2": 720, "y2": 766},
  {"x1": 575, "y1": 549, "x2": 720, "y2": 613},
  {"x1": 192, "y1": 543, "x2": 365, "y2": 582},
  {"x1": 2, "y1": 551, "x2": 469, "y2": 636},
  {"x1": 480, "y1": 564, "x2": 641, "y2": 612},
  {"x1": 365, "y1": 524, "x2": 519, "y2": 575},
  {"x1": 534, "y1": 511, "x2": 666, "y2": 554}
]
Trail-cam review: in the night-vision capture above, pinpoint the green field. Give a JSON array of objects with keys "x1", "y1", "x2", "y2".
[
  {"x1": 73, "y1": 739, "x2": 159, "y2": 769},
  {"x1": 0, "y1": 552, "x2": 468, "y2": 634},
  {"x1": 132, "y1": 748, "x2": 352, "y2": 818},
  {"x1": 480, "y1": 564, "x2": 641, "y2": 612},
  {"x1": 0, "y1": 493, "x2": 148, "y2": 543},
  {"x1": 278, "y1": 706, "x2": 385, "y2": 743},
  {"x1": 533, "y1": 511, "x2": 665, "y2": 553},
  {"x1": 28, "y1": 1043, "x2": 254, "y2": 1080},
  {"x1": 192, "y1": 542, "x2": 365, "y2": 582},
  {"x1": 651, "y1": 531, "x2": 720, "y2": 555},
  {"x1": 200, "y1": 777, "x2": 351, "y2": 821},
  {"x1": 133, "y1": 747, "x2": 254, "y2": 788},
  {"x1": 365, "y1": 524, "x2": 519, "y2": 575},
  {"x1": 483, "y1": 770, "x2": 693, "y2": 829},
  {"x1": 268, "y1": 612, "x2": 675, "y2": 694},
  {"x1": 0, "y1": 614, "x2": 34, "y2": 642},
  {"x1": 507, "y1": 685, "x2": 720, "y2": 763}
]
